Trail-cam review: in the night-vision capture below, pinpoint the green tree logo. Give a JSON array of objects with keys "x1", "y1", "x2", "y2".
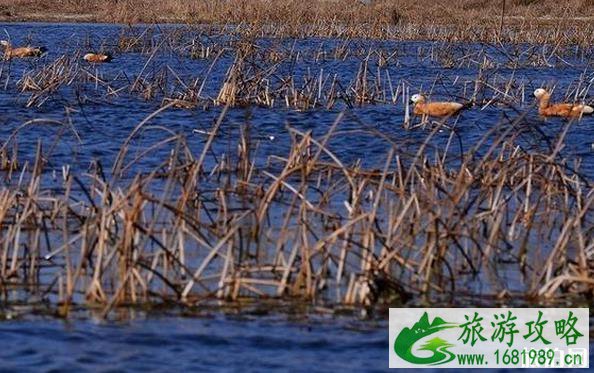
[{"x1": 394, "y1": 312, "x2": 458, "y2": 365}]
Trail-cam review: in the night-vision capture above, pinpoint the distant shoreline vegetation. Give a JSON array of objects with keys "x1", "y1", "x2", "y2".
[{"x1": 1, "y1": 0, "x2": 594, "y2": 44}]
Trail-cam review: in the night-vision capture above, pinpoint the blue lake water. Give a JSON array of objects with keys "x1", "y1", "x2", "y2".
[
  {"x1": 0, "y1": 22, "x2": 592, "y2": 370},
  {"x1": 0, "y1": 23, "x2": 592, "y2": 179},
  {"x1": 1, "y1": 312, "x2": 593, "y2": 371},
  {"x1": 0, "y1": 313, "x2": 388, "y2": 372}
]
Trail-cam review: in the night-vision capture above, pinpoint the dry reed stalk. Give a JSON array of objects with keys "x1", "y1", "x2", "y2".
[{"x1": 0, "y1": 40, "x2": 592, "y2": 317}]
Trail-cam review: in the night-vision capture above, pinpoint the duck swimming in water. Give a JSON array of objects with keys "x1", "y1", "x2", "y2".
[
  {"x1": 533, "y1": 88, "x2": 593, "y2": 117},
  {"x1": 410, "y1": 94, "x2": 466, "y2": 117},
  {"x1": 83, "y1": 53, "x2": 112, "y2": 63},
  {"x1": 0, "y1": 40, "x2": 46, "y2": 59}
]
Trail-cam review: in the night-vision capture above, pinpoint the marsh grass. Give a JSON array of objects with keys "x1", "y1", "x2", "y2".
[
  {"x1": 1, "y1": 26, "x2": 592, "y2": 119},
  {"x1": 2, "y1": 1, "x2": 594, "y2": 44},
  {"x1": 0, "y1": 101, "x2": 592, "y2": 317},
  {"x1": 0, "y1": 24, "x2": 593, "y2": 317},
  {"x1": 2, "y1": 28, "x2": 593, "y2": 115}
]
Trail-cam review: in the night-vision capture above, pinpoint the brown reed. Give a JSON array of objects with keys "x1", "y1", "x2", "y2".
[
  {"x1": 2, "y1": 1, "x2": 594, "y2": 44},
  {"x1": 0, "y1": 102, "x2": 591, "y2": 318},
  {"x1": 0, "y1": 22, "x2": 592, "y2": 318}
]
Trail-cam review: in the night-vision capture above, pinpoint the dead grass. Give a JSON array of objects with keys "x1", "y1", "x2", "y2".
[
  {"x1": 0, "y1": 16, "x2": 592, "y2": 317},
  {"x1": 0, "y1": 98, "x2": 592, "y2": 317},
  {"x1": 1, "y1": 1, "x2": 594, "y2": 43}
]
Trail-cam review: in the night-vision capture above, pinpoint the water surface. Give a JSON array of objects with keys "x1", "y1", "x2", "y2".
[
  {"x1": 0, "y1": 313, "x2": 387, "y2": 372},
  {"x1": 0, "y1": 22, "x2": 592, "y2": 371}
]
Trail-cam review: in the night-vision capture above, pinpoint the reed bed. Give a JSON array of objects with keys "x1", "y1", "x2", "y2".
[
  {"x1": 0, "y1": 23, "x2": 593, "y2": 317},
  {"x1": 3, "y1": 32, "x2": 592, "y2": 112},
  {"x1": 0, "y1": 104, "x2": 592, "y2": 317},
  {"x1": 3, "y1": 1, "x2": 594, "y2": 45}
]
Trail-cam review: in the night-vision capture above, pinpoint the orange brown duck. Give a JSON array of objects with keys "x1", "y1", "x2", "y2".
[
  {"x1": 410, "y1": 94, "x2": 466, "y2": 117},
  {"x1": 533, "y1": 88, "x2": 593, "y2": 117},
  {"x1": 0, "y1": 40, "x2": 45, "y2": 59},
  {"x1": 83, "y1": 53, "x2": 112, "y2": 63}
]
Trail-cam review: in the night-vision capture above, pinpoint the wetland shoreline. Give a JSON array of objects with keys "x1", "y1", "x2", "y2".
[{"x1": 1, "y1": 0, "x2": 594, "y2": 43}]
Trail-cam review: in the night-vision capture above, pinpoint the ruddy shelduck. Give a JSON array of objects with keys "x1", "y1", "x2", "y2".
[
  {"x1": 83, "y1": 53, "x2": 112, "y2": 63},
  {"x1": 0, "y1": 40, "x2": 45, "y2": 59},
  {"x1": 410, "y1": 94, "x2": 465, "y2": 117},
  {"x1": 533, "y1": 88, "x2": 593, "y2": 117}
]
